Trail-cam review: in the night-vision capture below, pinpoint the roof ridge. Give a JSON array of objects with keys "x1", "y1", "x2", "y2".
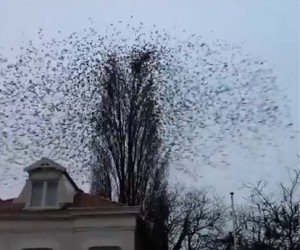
[{"x1": 24, "y1": 158, "x2": 66, "y2": 172}]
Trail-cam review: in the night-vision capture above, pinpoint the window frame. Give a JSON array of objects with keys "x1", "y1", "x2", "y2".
[
  {"x1": 30, "y1": 181, "x2": 44, "y2": 207},
  {"x1": 28, "y1": 180, "x2": 59, "y2": 209}
]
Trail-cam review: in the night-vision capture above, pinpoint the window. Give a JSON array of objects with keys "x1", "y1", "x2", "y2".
[
  {"x1": 31, "y1": 181, "x2": 43, "y2": 207},
  {"x1": 45, "y1": 181, "x2": 58, "y2": 206},
  {"x1": 30, "y1": 181, "x2": 58, "y2": 208}
]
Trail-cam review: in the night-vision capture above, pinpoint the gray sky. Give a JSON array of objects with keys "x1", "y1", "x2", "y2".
[{"x1": 0, "y1": 0, "x2": 299, "y2": 201}]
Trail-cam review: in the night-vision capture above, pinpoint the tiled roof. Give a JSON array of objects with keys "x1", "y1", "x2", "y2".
[
  {"x1": 0, "y1": 192, "x2": 122, "y2": 214},
  {"x1": 0, "y1": 199, "x2": 24, "y2": 213},
  {"x1": 69, "y1": 192, "x2": 123, "y2": 208}
]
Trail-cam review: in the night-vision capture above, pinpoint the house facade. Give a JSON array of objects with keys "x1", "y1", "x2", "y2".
[{"x1": 0, "y1": 158, "x2": 140, "y2": 250}]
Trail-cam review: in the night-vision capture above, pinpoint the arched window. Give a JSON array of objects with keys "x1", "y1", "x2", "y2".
[{"x1": 89, "y1": 247, "x2": 121, "y2": 250}]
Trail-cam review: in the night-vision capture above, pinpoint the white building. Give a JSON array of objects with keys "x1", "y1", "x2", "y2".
[{"x1": 0, "y1": 158, "x2": 140, "y2": 250}]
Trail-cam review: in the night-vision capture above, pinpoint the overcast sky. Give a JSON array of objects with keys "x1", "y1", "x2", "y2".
[{"x1": 0, "y1": 0, "x2": 299, "y2": 202}]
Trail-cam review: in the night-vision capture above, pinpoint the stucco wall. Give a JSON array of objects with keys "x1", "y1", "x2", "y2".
[{"x1": 0, "y1": 215, "x2": 136, "y2": 250}]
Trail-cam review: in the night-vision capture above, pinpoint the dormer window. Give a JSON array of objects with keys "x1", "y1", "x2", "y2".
[{"x1": 30, "y1": 180, "x2": 58, "y2": 208}]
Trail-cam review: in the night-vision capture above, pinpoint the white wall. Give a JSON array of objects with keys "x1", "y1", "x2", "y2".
[{"x1": 0, "y1": 214, "x2": 136, "y2": 250}]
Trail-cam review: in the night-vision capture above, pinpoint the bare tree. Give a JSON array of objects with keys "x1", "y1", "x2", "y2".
[
  {"x1": 244, "y1": 169, "x2": 300, "y2": 250},
  {"x1": 84, "y1": 46, "x2": 172, "y2": 250},
  {"x1": 90, "y1": 49, "x2": 169, "y2": 206},
  {"x1": 167, "y1": 188, "x2": 226, "y2": 250}
]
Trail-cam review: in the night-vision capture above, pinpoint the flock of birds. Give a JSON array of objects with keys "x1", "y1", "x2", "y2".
[{"x1": 0, "y1": 22, "x2": 296, "y2": 193}]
